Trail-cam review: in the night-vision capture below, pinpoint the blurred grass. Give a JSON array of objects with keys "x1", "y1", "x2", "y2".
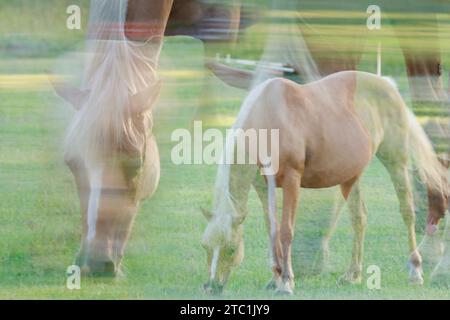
[
  {"x1": 0, "y1": 36, "x2": 449, "y2": 300},
  {"x1": 0, "y1": 0, "x2": 449, "y2": 299},
  {"x1": 0, "y1": 0, "x2": 89, "y2": 58}
]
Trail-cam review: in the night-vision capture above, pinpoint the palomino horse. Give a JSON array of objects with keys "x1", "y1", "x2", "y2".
[
  {"x1": 205, "y1": 2, "x2": 450, "y2": 275},
  {"x1": 50, "y1": 0, "x2": 167, "y2": 276},
  {"x1": 202, "y1": 71, "x2": 448, "y2": 295},
  {"x1": 51, "y1": 0, "x2": 253, "y2": 276}
]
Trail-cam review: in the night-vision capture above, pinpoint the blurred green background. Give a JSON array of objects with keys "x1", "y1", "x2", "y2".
[{"x1": 0, "y1": 0, "x2": 449, "y2": 299}]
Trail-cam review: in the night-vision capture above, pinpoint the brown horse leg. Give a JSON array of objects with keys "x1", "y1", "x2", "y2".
[
  {"x1": 125, "y1": 0, "x2": 174, "y2": 42},
  {"x1": 276, "y1": 171, "x2": 301, "y2": 295},
  {"x1": 338, "y1": 179, "x2": 367, "y2": 285},
  {"x1": 383, "y1": 161, "x2": 424, "y2": 285},
  {"x1": 252, "y1": 173, "x2": 282, "y2": 290}
]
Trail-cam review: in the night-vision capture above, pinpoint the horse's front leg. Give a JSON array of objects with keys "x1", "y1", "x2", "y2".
[
  {"x1": 383, "y1": 162, "x2": 424, "y2": 285},
  {"x1": 251, "y1": 173, "x2": 282, "y2": 290},
  {"x1": 276, "y1": 171, "x2": 301, "y2": 295}
]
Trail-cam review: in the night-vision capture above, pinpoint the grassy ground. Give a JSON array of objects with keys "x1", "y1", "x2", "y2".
[
  {"x1": 0, "y1": 37, "x2": 449, "y2": 300},
  {"x1": 0, "y1": 1, "x2": 449, "y2": 299}
]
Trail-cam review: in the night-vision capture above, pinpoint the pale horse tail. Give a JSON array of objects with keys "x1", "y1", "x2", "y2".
[
  {"x1": 406, "y1": 108, "x2": 446, "y2": 193},
  {"x1": 266, "y1": 173, "x2": 278, "y2": 253}
]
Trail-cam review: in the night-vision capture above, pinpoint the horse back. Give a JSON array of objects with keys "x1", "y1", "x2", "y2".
[{"x1": 242, "y1": 75, "x2": 373, "y2": 188}]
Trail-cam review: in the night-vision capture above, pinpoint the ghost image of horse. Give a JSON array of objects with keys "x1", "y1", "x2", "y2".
[
  {"x1": 50, "y1": 0, "x2": 162, "y2": 276},
  {"x1": 323, "y1": 155, "x2": 448, "y2": 285},
  {"x1": 201, "y1": 70, "x2": 448, "y2": 295},
  {"x1": 416, "y1": 156, "x2": 449, "y2": 286},
  {"x1": 49, "y1": 0, "x2": 256, "y2": 277}
]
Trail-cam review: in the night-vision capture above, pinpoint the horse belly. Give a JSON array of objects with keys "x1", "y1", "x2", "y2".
[{"x1": 301, "y1": 122, "x2": 371, "y2": 189}]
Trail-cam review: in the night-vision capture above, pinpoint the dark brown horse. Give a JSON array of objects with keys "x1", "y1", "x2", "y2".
[{"x1": 125, "y1": 0, "x2": 254, "y2": 51}]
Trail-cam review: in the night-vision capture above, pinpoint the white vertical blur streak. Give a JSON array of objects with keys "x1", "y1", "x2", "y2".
[
  {"x1": 267, "y1": 174, "x2": 277, "y2": 241},
  {"x1": 210, "y1": 246, "x2": 220, "y2": 280},
  {"x1": 377, "y1": 42, "x2": 382, "y2": 76},
  {"x1": 87, "y1": 166, "x2": 103, "y2": 243},
  {"x1": 266, "y1": 173, "x2": 277, "y2": 267}
]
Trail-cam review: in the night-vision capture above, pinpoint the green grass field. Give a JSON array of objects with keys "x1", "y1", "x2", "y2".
[{"x1": 0, "y1": 1, "x2": 449, "y2": 299}]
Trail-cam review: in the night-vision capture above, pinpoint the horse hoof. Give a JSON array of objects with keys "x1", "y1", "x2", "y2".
[
  {"x1": 115, "y1": 268, "x2": 126, "y2": 279},
  {"x1": 337, "y1": 273, "x2": 362, "y2": 286},
  {"x1": 203, "y1": 282, "x2": 224, "y2": 296},
  {"x1": 407, "y1": 261, "x2": 424, "y2": 286},
  {"x1": 275, "y1": 279, "x2": 294, "y2": 296},
  {"x1": 409, "y1": 274, "x2": 424, "y2": 286}
]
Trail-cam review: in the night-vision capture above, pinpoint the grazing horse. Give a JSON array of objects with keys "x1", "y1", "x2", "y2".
[
  {"x1": 50, "y1": 0, "x2": 255, "y2": 277},
  {"x1": 51, "y1": 0, "x2": 166, "y2": 276},
  {"x1": 205, "y1": 1, "x2": 450, "y2": 275},
  {"x1": 202, "y1": 71, "x2": 448, "y2": 295},
  {"x1": 50, "y1": 0, "x2": 256, "y2": 276}
]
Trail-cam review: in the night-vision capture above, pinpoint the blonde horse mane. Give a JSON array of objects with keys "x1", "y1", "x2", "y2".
[
  {"x1": 64, "y1": 0, "x2": 160, "y2": 165},
  {"x1": 203, "y1": 79, "x2": 274, "y2": 247}
]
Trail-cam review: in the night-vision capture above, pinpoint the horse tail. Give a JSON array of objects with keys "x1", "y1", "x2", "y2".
[
  {"x1": 266, "y1": 174, "x2": 278, "y2": 249},
  {"x1": 406, "y1": 108, "x2": 447, "y2": 193}
]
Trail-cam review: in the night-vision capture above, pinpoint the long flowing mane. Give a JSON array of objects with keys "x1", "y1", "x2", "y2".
[
  {"x1": 203, "y1": 79, "x2": 273, "y2": 246},
  {"x1": 64, "y1": 0, "x2": 160, "y2": 165}
]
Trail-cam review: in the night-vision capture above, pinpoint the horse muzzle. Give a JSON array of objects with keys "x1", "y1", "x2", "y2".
[
  {"x1": 203, "y1": 280, "x2": 224, "y2": 295},
  {"x1": 76, "y1": 255, "x2": 117, "y2": 277}
]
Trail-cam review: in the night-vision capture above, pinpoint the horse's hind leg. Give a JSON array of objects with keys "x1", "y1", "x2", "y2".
[
  {"x1": 252, "y1": 173, "x2": 282, "y2": 290},
  {"x1": 381, "y1": 158, "x2": 424, "y2": 285},
  {"x1": 338, "y1": 178, "x2": 367, "y2": 285},
  {"x1": 322, "y1": 190, "x2": 347, "y2": 265},
  {"x1": 430, "y1": 217, "x2": 450, "y2": 287}
]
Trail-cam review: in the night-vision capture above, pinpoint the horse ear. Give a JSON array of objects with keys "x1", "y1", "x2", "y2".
[
  {"x1": 200, "y1": 207, "x2": 213, "y2": 221},
  {"x1": 47, "y1": 74, "x2": 89, "y2": 110},
  {"x1": 205, "y1": 59, "x2": 254, "y2": 90},
  {"x1": 131, "y1": 80, "x2": 162, "y2": 115}
]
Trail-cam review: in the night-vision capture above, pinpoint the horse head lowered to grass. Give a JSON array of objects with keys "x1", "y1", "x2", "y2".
[
  {"x1": 50, "y1": 0, "x2": 164, "y2": 276},
  {"x1": 50, "y1": 0, "x2": 254, "y2": 278},
  {"x1": 52, "y1": 75, "x2": 161, "y2": 276}
]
